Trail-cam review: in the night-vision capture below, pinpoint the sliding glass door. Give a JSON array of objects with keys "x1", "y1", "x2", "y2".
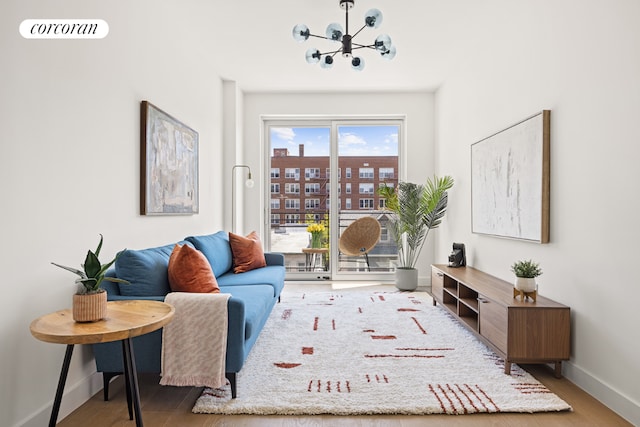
[{"x1": 266, "y1": 119, "x2": 401, "y2": 281}]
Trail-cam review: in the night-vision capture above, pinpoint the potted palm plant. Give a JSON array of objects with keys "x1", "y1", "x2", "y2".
[
  {"x1": 378, "y1": 175, "x2": 454, "y2": 291},
  {"x1": 52, "y1": 234, "x2": 128, "y2": 322}
]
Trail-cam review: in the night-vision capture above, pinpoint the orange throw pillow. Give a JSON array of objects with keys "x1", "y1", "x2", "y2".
[
  {"x1": 167, "y1": 244, "x2": 220, "y2": 293},
  {"x1": 229, "y1": 231, "x2": 267, "y2": 273}
]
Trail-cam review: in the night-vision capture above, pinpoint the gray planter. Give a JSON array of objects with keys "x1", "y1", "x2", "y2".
[{"x1": 395, "y1": 267, "x2": 418, "y2": 291}]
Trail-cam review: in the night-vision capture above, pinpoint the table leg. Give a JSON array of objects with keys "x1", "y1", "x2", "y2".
[
  {"x1": 123, "y1": 338, "x2": 144, "y2": 427},
  {"x1": 49, "y1": 344, "x2": 74, "y2": 427},
  {"x1": 121, "y1": 342, "x2": 133, "y2": 420}
]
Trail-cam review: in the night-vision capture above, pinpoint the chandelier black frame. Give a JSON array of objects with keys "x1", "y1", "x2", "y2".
[{"x1": 292, "y1": 0, "x2": 396, "y2": 71}]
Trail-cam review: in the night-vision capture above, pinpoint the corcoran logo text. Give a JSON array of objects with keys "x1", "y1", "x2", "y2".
[{"x1": 20, "y1": 19, "x2": 109, "y2": 39}]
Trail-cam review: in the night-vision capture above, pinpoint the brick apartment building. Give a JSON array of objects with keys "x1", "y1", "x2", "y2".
[{"x1": 270, "y1": 144, "x2": 399, "y2": 226}]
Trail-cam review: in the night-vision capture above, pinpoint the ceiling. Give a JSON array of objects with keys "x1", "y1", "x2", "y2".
[{"x1": 211, "y1": 0, "x2": 489, "y2": 93}]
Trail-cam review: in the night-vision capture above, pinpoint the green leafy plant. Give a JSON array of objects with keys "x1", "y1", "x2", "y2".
[
  {"x1": 510, "y1": 259, "x2": 543, "y2": 278},
  {"x1": 52, "y1": 234, "x2": 128, "y2": 294},
  {"x1": 377, "y1": 175, "x2": 454, "y2": 269}
]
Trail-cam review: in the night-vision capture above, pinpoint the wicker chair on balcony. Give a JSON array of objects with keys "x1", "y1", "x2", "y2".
[{"x1": 338, "y1": 216, "x2": 381, "y2": 272}]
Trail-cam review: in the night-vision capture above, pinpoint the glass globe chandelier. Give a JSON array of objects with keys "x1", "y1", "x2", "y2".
[{"x1": 292, "y1": 0, "x2": 396, "y2": 71}]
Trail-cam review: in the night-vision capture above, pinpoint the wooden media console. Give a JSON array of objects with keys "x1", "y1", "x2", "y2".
[{"x1": 431, "y1": 264, "x2": 570, "y2": 377}]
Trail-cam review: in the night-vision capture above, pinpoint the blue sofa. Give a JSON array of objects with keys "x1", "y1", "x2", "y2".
[{"x1": 92, "y1": 231, "x2": 285, "y2": 399}]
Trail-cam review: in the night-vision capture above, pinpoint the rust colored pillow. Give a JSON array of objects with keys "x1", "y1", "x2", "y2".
[
  {"x1": 229, "y1": 231, "x2": 267, "y2": 273},
  {"x1": 167, "y1": 244, "x2": 220, "y2": 293}
]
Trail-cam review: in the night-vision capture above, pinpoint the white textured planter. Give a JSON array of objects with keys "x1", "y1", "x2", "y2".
[
  {"x1": 395, "y1": 268, "x2": 418, "y2": 291},
  {"x1": 514, "y1": 277, "x2": 537, "y2": 292}
]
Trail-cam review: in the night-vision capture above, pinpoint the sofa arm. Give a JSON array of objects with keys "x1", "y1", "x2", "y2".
[
  {"x1": 264, "y1": 252, "x2": 284, "y2": 266},
  {"x1": 224, "y1": 296, "x2": 246, "y2": 373}
]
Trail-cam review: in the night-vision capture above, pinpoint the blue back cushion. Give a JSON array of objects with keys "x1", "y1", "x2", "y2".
[
  {"x1": 115, "y1": 243, "x2": 177, "y2": 296},
  {"x1": 185, "y1": 231, "x2": 232, "y2": 277}
]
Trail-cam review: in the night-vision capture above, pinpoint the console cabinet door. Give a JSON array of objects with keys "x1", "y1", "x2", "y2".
[
  {"x1": 431, "y1": 267, "x2": 444, "y2": 304},
  {"x1": 479, "y1": 296, "x2": 508, "y2": 354}
]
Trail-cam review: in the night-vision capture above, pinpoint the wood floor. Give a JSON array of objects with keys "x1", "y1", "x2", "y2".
[{"x1": 58, "y1": 284, "x2": 632, "y2": 426}]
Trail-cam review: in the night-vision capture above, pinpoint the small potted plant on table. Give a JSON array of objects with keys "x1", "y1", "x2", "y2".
[
  {"x1": 511, "y1": 259, "x2": 542, "y2": 300},
  {"x1": 52, "y1": 234, "x2": 128, "y2": 322}
]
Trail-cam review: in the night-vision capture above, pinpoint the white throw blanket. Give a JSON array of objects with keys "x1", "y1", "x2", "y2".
[{"x1": 160, "y1": 292, "x2": 230, "y2": 388}]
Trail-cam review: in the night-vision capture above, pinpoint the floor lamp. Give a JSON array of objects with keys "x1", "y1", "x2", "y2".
[{"x1": 231, "y1": 165, "x2": 255, "y2": 233}]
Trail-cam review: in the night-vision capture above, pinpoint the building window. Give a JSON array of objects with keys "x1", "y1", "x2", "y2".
[
  {"x1": 379, "y1": 198, "x2": 387, "y2": 208},
  {"x1": 346, "y1": 168, "x2": 352, "y2": 178},
  {"x1": 285, "y1": 183, "x2": 300, "y2": 194},
  {"x1": 285, "y1": 214, "x2": 300, "y2": 224},
  {"x1": 359, "y1": 168, "x2": 374, "y2": 179},
  {"x1": 305, "y1": 183, "x2": 320, "y2": 194},
  {"x1": 285, "y1": 199, "x2": 300, "y2": 209},
  {"x1": 380, "y1": 227, "x2": 389, "y2": 241},
  {"x1": 379, "y1": 167, "x2": 395, "y2": 179},
  {"x1": 326, "y1": 199, "x2": 331, "y2": 209},
  {"x1": 271, "y1": 168, "x2": 280, "y2": 179},
  {"x1": 270, "y1": 214, "x2": 280, "y2": 225},
  {"x1": 270, "y1": 199, "x2": 280, "y2": 209},
  {"x1": 271, "y1": 183, "x2": 280, "y2": 194},
  {"x1": 305, "y1": 199, "x2": 320, "y2": 209},
  {"x1": 346, "y1": 198, "x2": 352, "y2": 209},
  {"x1": 359, "y1": 198, "x2": 374, "y2": 209},
  {"x1": 359, "y1": 183, "x2": 374, "y2": 194},
  {"x1": 305, "y1": 168, "x2": 321, "y2": 179},
  {"x1": 285, "y1": 168, "x2": 300, "y2": 180},
  {"x1": 346, "y1": 183, "x2": 351, "y2": 194}
]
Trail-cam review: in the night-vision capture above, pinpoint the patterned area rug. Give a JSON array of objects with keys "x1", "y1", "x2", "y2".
[{"x1": 192, "y1": 288, "x2": 571, "y2": 415}]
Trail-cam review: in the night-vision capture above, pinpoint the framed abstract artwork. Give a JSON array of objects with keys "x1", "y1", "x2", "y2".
[
  {"x1": 140, "y1": 101, "x2": 199, "y2": 215},
  {"x1": 471, "y1": 110, "x2": 550, "y2": 243}
]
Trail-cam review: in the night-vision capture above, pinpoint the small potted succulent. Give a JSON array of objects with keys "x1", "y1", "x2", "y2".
[
  {"x1": 52, "y1": 234, "x2": 128, "y2": 322},
  {"x1": 510, "y1": 259, "x2": 542, "y2": 292}
]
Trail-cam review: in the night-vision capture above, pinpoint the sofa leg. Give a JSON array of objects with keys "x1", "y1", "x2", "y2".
[
  {"x1": 102, "y1": 372, "x2": 122, "y2": 401},
  {"x1": 226, "y1": 372, "x2": 237, "y2": 399}
]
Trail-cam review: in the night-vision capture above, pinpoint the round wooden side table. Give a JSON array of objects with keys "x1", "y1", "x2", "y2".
[
  {"x1": 30, "y1": 300, "x2": 174, "y2": 427},
  {"x1": 302, "y1": 247, "x2": 329, "y2": 271}
]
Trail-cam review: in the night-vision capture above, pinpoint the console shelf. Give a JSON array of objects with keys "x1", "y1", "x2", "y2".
[{"x1": 431, "y1": 264, "x2": 570, "y2": 377}]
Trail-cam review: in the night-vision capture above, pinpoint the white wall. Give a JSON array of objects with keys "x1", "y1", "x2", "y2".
[
  {"x1": 435, "y1": 0, "x2": 640, "y2": 424},
  {"x1": 1, "y1": 2, "x2": 225, "y2": 426},
  {"x1": 241, "y1": 92, "x2": 437, "y2": 278}
]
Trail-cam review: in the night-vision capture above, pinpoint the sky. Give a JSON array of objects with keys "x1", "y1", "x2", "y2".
[{"x1": 270, "y1": 125, "x2": 399, "y2": 157}]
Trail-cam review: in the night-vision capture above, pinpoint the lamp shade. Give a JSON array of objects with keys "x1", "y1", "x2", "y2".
[
  {"x1": 375, "y1": 34, "x2": 392, "y2": 51},
  {"x1": 320, "y1": 56, "x2": 334, "y2": 69},
  {"x1": 364, "y1": 9, "x2": 383, "y2": 28},
  {"x1": 380, "y1": 44, "x2": 397, "y2": 60},
  {"x1": 305, "y1": 48, "x2": 321, "y2": 64},
  {"x1": 351, "y1": 56, "x2": 365, "y2": 71},
  {"x1": 292, "y1": 24, "x2": 310, "y2": 42},
  {"x1": 325, "y1": 23, "x2": 343, "y2": 42}
]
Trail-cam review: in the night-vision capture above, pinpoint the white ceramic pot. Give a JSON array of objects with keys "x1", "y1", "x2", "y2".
[
  {"x1": 514, "y1": 277, "x2": 537, "y2": 292},
  {"x1": 395, "y1": 267, "x2": 418, "y2": 291}
]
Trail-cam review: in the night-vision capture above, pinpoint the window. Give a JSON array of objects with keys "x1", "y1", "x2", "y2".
[
  {"x1": 379, "y1": 167, "x2": 394, "y2": 179},
  {"x1": 326, "y1": 199, "x2": 331, "y2": 209},
  {"x1": 285, "y1": 214, "x2": 300, "y2": 224},
  {"x1": 359, "y1": 168, "x2": 374, "y2": 179},
  {"x1": 285, "y1": 168, "x2": 300, "y2": 180},
  {"x1": 346, "y1": 198, "x2": 352, "y2": 209},
  {"x1": 271, "y1": 183, "x2": 280, "y2": 194},
  {"x1": 346, "y1": 168, "x2": 352, "y2": 178},
  {"x1": 346, "y1": 183, "x2": 351, "y2": 194},
  {"x1": 270, "y1": 199, "x2": 280, "y2": 209},
  {"x1": 305, "y1": 199, "x2": 320, "y2": 209},
  {"x1": 271, "y1": 168, "x2": 280, "y2": 179},
  {"x1": 305, "y1": 168, "x2": 320, "y2": 179},
  {"x1": 359, "y1": 183, "x2": 374, "y2": 194},
  {"x1": 359, "y1": 198, "x2": 374, "y2": 209},
  {"x1": 285, "y1": 199, "x2": 300, "y2": 209},
  {"x1": 379, "y1": 198, "x2": 387, "y2": 208},
  {"x1": 380, "y1": 227, "x2": 389, "y2": 241},
  {"x1": 270, "y1": 214, "x2": 280, "y2": 225},
  {"x1": 305, "y1": 183, "x2": 320, "y2": 194},
  {"x1": 285, "y1": 183, "x2": 300, "y2": 194}
]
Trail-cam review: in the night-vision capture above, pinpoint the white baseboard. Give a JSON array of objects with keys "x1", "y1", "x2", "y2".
[
  {"x1": 563, "y1": 361, "x2": 639, "y2": 425},
  {"x1": 16, "y1": 372, "x2": 102, "y2": 427}
]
